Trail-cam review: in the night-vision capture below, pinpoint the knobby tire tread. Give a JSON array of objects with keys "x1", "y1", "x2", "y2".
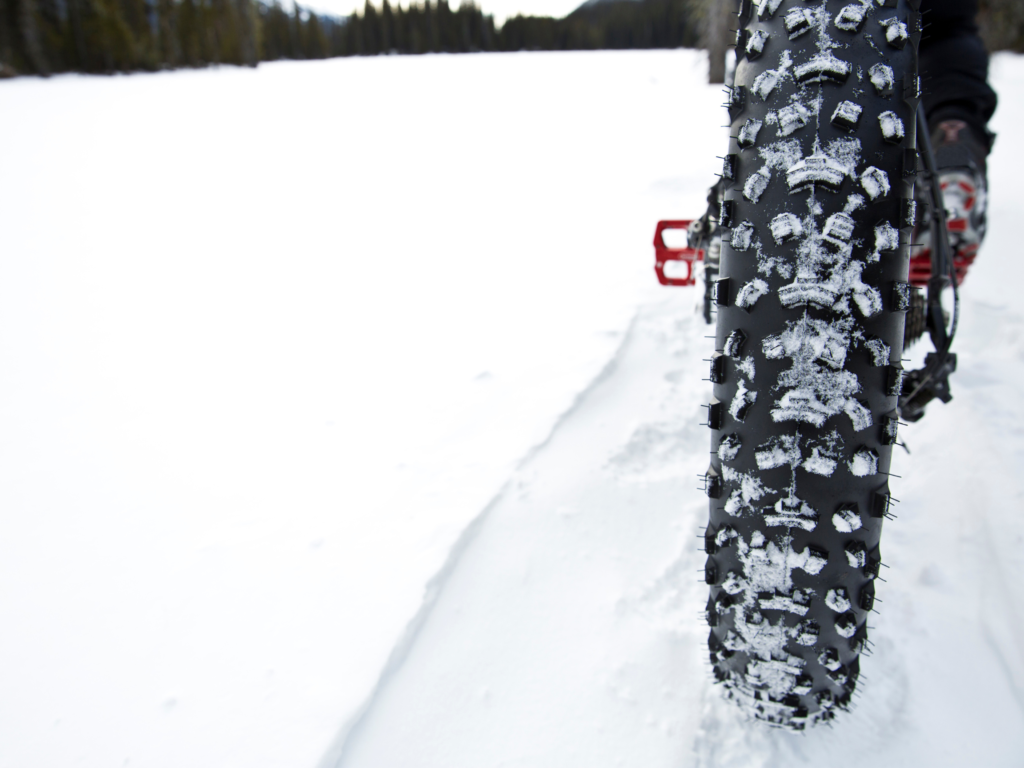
[{"x1": 703, "y1": 0, "x2": 920, "y2": 729}]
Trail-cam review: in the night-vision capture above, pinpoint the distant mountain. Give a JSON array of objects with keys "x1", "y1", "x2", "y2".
[
  {"x1": 572, "y1": 0, "x2": 644, "y2": 11},
  {"x1": 564, "y1": 0, "x2": 692, "y2": 30},
  {"x1": 496, "y1": 0, "x2": 697, "y2": 50}
]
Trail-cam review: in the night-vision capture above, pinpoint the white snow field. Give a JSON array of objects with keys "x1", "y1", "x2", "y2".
[{"x1": 1, "y1": 48, "x2": 1023, "y2": 768}]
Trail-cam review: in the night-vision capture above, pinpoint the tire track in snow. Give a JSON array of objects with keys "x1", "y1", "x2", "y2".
[
  {"x1": 322, "y1": 54, "x2": 1024, "y2": 767},
  {"x1": 317, "y1": 276, "x2": 1024, "y2": 768},
  {"x1": 317, "y1": 294, "x2": 714, "y2": 767},
  {"x1": 317, "y1": 308, "x2": 648, "y2": 768}
]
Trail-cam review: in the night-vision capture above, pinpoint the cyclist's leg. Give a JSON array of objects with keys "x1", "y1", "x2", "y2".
[
  {"x1": 920, "y1": 0, "x2": 997, "y2": 156},
  {"x1": 918, "y1": 0, "x2": 997, "y2": 274}
]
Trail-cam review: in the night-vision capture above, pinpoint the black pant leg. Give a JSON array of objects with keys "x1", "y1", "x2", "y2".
[{"x1": 918, "y1": 0, "x2": 998, "y2": 150}]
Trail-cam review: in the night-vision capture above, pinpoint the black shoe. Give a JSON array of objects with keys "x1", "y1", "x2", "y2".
[{"x1": 914, "y1": 119, "x2": 988, "y2": 285}]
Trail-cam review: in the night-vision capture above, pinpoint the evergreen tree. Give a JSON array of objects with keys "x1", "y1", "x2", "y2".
[
  {"x1": 306, "y1": 11, "x2": 327, "y2": 57},
  {"x1": 380, "y1": 0, "x2": 392, "y2": 52},
  {"x1": 362, "y1": 0, "x2": 378, "y2": 53},
  {"x1": 119, "y1": 0, "x2": 155, "y2": 68},
  {"x1": 16, "y1": 0, "x2": 50, "y2": 74},
  {"x1": 237, "y1": 0, "x2": 257, "y2": 65},
  {"x1": 424, "y1": 0, "x2": 438, "y2": 52},
  {"x1": 0, "y1": 0, "x2": 14, "y2": 70},
  {"x1": 979, "y1": 0, "x2": 1024, "y2": 52},
  {"x1": 291, "y1": 0, "x2": 303, "y2": 57},
  {"x1": 156, "y1": 0, "x2": 179, "y2": 67},
  {"x1": 178, "y1": 0, "x2": 201, "y2": 65}
]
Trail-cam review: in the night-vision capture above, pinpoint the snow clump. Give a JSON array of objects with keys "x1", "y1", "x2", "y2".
[
  {"x1": 784, "y1": 7, "x2": 815, "y2": 38},
  {"x1": 754, "y1": 69, "x2": 783, "y2": 101},
  {"x1": 722, "y1": 466, "x2": 772, "y2": 515},
  {"x1": 845, "y1": 543, "x2": 867, "y2": 568},
  {"x1": 755, "y1": 434, "x2": 802, "y2": 470},
  {"x1": 868, "y1": 63, "x2": 894, "y2": 95},
  {"x1": 778, "y1": 102, "x2": 811, "y2": 136},
  {"x1": 730, "y1": 379, "x2": 758, "y2": 420},
  {"x1": 747, "y1": 29, "x2": 769, "y2": 58},
  {"x1": 718, "y1": 433, "x2": 741, "y2": 462},
  {"x1": 720, "y1": 536, "x2": 831, "y2": 667},
  {"x1": 787, "y1": 151, "x2": 849, "y2": 192},
  {"x1": 835, "y1": 613, "x2": 858, "y2": 638},
  {"x1": 893, "y1": 280, "x2": 912, "y2": 311},
  {"x1": 904, "y1": 198, "x2": 918, "y2": 227},
  {"x1": 736, "y1": 278, "x2": 769, "y2": 310},
  {"x1": 722, "y1": 572, "x2": 745, "y2": 595},
  {"x1": 832, "y1": 506, "x2": 863, "y2": 533},
  {"x1": 738, "y1": 355, "x2": 756, "y2": 380},
  {"x1": 793, "y1": 621, "x2": 820, "y2": 645},
  {"x1": 835, "y1": 3, "x2": 868, "y2": 32},
  {"x1": 802, "y1": 446, "x2": 838, "y2": 476},
  {"x1": 844, "y1": 193, "x2": 866, "y2": 213},
  {"x1": 764, "y1": 495, "x2": 819, "y2": 531},
  {"x1": 819, "y1": 648, "x2": 843, "y2": 674},
  {"x1": 738, "y1": 118, "x2": 763, "y2": 148},
  {"x1": 870, "y1": 221, "x2": 899, "y2": 262},
  {"x1": 884, "y1": 414, "x2": 899, "y2": 444},
  {"x1": 825, "y1": 137, "x2": 863, "y2": 177},
  {"x1": 848, "y1": 447, "x2": 879, "y2": 477},
  {"x1": 794, "y1": 52, "x2": 852, "y2": 84},
  {"x1": 879, "y1": 110, "x2": 905, "y2": 142},
  {"x1": 826, "y1": 587, "x2": 852, "y2": 612},
  {"x1": 822, "y1": 212, "x2": 855, "y2": 246},
  {"x1": 770, "y1": 213, "x2": 804, "y2": 243},
  {"x1": 763, "y1": 316, "x2": 872, "y2": 430},
  {"x1": 758, "y1": 138, "x2": 802, "y2": 170},
  {"x1": 744, "y1": 167, "x2": 772, "y2": 202},
  {"x1": 860, "y1": 166, "x2": 891, "y2": 199},
  {"x1": 879, "y1": 16, "x2": 908, "y2": 47},
  {"x1": 759, "y1": 592, "x2": 810, "y2": 616},
  {"x1": 732, "y1": 221, "x2": 755, "y2": 250},
  {"x1": 716, "y1": 526, "x2": 739, "y2": 547},
  {"x1": 752, "y1": 51, "x2": 792, "y2": 100},
  {"x1": 865, "y1": 337, "x2": 890, "y2": 366},
  {"x1": 724, "y1": 329, "x2": 747, "y2": 358},
  {"x1": 831, "y1": 99, "x2": 863, "y2": 128},
  {"x1": 844, "y1": 397, "x2": 874, "y2": 431}
]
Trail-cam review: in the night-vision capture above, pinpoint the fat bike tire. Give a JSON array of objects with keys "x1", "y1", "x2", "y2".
[{"x1": 703, "y1": 0, "x2": 920, "y2": 729}]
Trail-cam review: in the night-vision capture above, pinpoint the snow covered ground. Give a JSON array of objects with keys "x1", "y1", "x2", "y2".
[{"x1": 1, "y1": 49, "x2": 1023, "y2": 768}]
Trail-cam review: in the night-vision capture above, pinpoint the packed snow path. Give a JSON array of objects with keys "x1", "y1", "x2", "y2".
[
  {"x1": 323, "y1": 54, "x2": 1024, "y2": 767},
  {"x1": 326, "y1": 289, "x2": 1024, "y2": 768},
  {"x1": 1, "y1": 50, "x2": 1023, "y2": 768}
]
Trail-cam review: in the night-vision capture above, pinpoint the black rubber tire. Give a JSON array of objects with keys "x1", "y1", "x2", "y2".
[{"x1": 703, "y1": 0, "x2": 920, "y2": 729}]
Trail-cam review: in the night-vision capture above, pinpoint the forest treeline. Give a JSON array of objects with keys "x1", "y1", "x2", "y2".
[
  {"x1": 0, "y1": 0, "x2": 701, "y2": 76},
  {"x1": 1, "y1": 0, "x2": 1022, "y2": 79}
]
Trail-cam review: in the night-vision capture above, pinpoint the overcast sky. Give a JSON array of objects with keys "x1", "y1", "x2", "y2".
[{"x1": 299, "y1": 0, "x2": 588, "y2": 25}]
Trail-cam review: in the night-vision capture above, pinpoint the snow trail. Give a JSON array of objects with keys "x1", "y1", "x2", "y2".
[
  {"x1": 325, "y1": 294, "x2": 713, "y2": 767},
  {"x1": 322, "y1": 53, "x2": 1024, "y2": 768},
  {"x1": 1, "y1": 48, "x2": 1023, "y2": 768},
  {"x1": 317, "y1": 310, "x2": 644, "y2": 768},
  {"x1": 324, "y1": 272, "x2": 1024, "y2": 768},
  {"x1": 0, "y1": 49, "x2": 723, "y2": 768}
]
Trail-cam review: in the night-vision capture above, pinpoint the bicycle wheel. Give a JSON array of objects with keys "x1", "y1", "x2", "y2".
[{"x1": 703, "y1": 0, "x2": 920, "y2": 728}]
